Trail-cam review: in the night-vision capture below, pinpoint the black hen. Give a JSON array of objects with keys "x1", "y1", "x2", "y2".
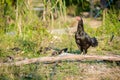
[{"x1": 75, "y1": 17, "x2": 98, "y2": 54}]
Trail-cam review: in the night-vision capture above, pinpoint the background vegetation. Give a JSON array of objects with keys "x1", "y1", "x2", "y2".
[{"x1": 0, "y1": 0, "x2": 120, "y2": 80}]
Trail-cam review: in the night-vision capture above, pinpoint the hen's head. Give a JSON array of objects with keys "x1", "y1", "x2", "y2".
[
  {"x1": 76, "y1": 16, "x2": 83, "y2": 24},
  {"x1": 76, "y1": 16, "x2": 81, "y2": 21},
  {"x1": 76, "y1": 16, "x2": 84, "y2": 31}
]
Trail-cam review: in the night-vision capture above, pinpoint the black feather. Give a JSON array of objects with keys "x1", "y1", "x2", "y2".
[
  {"x1": 91, "y1": 37, "x2": 98, "y2": 47},
  {"x1": 75, "y1": 17, "x2": 98, "y2": 54}
]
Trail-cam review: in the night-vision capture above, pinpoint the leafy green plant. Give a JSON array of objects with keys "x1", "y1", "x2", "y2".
[{"x1": 97, "y1": 9, "x2": 120, "y2": 36}]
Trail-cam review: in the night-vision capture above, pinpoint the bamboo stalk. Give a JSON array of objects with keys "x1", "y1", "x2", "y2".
[{"x1": 16, "y1": 0, "x2": 22, "y2": 36}]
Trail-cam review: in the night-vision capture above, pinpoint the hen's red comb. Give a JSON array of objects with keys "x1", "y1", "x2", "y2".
[{"x1": 76, "y1": 16, "x2": 81, "y2": 21}]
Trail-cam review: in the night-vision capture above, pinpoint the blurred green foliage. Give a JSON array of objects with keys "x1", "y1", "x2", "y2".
[
  {"x1": 65, "y1": 0, "x2": 90, "y2": 15},
  {"x1": 97, "y1": 9, "x2": 120, "y2": 36},
  {"x1": 0, "y1": 0, "x2": 52, "y2": 57},
  {"x1": 0, "y1": 0, "x2": 120, "y2": 57},
  {"x1": 0, "y1": 1, "x2": 120, "y2": 80}
]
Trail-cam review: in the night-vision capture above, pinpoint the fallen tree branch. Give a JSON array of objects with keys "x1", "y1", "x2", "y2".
[{"x1": 0, "y1": 54, "x2": 120, "y2": 66}]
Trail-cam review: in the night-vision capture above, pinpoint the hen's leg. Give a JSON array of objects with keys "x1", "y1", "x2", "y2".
[
  {"x1": 80, "y1": 48, "x2": 85, "y2": 55},
  {"x1": 77, "y1": 45, "x2": 82, "y2": 54},
  {"x1": 83, "y1": 49, "x2": 87, "y2": 55}
]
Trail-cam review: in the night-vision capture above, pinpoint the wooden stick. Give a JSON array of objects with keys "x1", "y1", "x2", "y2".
[{"x1": 0, "y1": 54, "x2": 120, "y2": 66}]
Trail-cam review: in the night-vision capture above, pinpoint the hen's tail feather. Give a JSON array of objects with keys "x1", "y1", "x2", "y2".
[{"x1": 91, "y1": 37, "x2": 98, "y2": 47}]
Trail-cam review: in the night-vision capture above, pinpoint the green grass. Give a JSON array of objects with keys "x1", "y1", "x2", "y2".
[
  {"x1": 0, "y1": 1, "x2": 120, "y2": 80},
  {"x1": 0, "y1": 61, "x2": 119, "y2": 80}
]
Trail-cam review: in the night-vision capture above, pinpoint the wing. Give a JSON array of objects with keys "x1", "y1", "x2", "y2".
[{"x1": 84, "y1": 32, "x2": 92, "y2": 43}]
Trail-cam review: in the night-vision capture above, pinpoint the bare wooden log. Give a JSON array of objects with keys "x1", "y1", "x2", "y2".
[{"x1": 0, "y1": 54, "x2": 120, "y2": 66}]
